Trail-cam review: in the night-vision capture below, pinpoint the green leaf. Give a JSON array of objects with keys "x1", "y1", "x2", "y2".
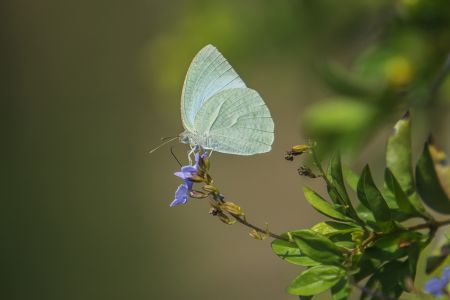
[
  {"x1": 360, "y1": 260, "x2": 406, "y2": 300},
  {"x1": 353, "y1": 255, "x2": 381, "y2": 282},
  {"x1": 343, "y1": 165, "x2": 359, "y2": 192},
  {"x1": 384, "y1": 168, "x2": 418, "y2": 216},
  {"x1": 288, "y1": 265, "x2": 345, "y2": 296},
  {"x1": 312, "y1": 221, "x2": 361, "y2": 237},
  {"x1": 303, "y1": 98, "x2": 375, "y2": 135},
  {"x1": 303, "y1": 187, "x2": 353, "y2": 222},
  {"x1": 386, "y1": 112, "x2": 414, "y2": 196},
  {"x1": 331, "y1": 279, "x2": 350, "y2": 300},
  {"x1": 365, "y1": 231, "x2": 423, "y2": 261},
  {"x1": 426, "y1": 255, "x2": 447, "y2": 275},
  {"x1": 426, "y1": 244, "x2": 450, "y2": 274},
  {"x1": 293, "y1": 230, "x2": 345, "y2": 265},
  {"x1": 360, "y1": 273, "x2": 380, "y2": 300},
  {"x1": 271, "y1": 238, "x2": 320, "y2": 267},
  {"x1": 357, "y1": 165, "x2": 393, "y2": 232},
  {"x1": 320, "y1": 62, "x2": 375, "y2": 98},
  {"x1": 327, "y1": 152, "x2": 351, "y2": 205},
  {"x1": 416, "y1": 143, "x2": 450, "y2": 214}
]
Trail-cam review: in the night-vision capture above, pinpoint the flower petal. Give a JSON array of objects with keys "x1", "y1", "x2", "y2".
[
  {"x1": 424, "y1": 278, "x2": 445, "y2": 296},
  {"x1": 184, "y1": 179, "x2": 193, "y2": 190},
  {"x1": 174, "y1": 171, "x2": 189, "y2": 179},
  {"x1": 170, "y1": 183, "x2": 189, "y2": 207},
  {"x1": 181, "y1": 165, "x2": 197, "y2": 173},
  {"x1": 442, "y1": 266, "x2": 450, "y2": 283}
]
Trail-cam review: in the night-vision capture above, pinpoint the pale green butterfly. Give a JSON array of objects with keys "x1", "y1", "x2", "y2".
[{"x1": 179, "y1": 44, "x2": 274, "y2": 155}]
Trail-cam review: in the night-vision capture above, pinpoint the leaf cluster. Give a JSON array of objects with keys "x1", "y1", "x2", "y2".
[{"x1": 273, "y1": 113, "x2": 450, "y2": 299}]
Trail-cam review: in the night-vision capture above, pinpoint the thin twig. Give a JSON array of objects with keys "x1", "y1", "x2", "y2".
[{"x1": 230, "y1": 213, "x2": 289, "y2": 242}]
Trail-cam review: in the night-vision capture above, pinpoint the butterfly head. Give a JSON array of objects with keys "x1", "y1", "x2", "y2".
[{"x1": 179, "y1": 131, "x2": 195, "y2": 146}]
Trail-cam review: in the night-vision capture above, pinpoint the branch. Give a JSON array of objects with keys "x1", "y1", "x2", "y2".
[{"x1": 229, "y1": 213, "x2": 289, "y2": 242}]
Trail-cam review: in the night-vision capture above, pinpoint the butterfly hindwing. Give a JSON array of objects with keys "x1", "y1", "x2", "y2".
[{"x1": 193, "y1": 88, "x2": 274, "y2": 155}]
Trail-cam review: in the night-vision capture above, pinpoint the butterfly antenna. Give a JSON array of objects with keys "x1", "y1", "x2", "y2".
[
  {"x1": 148, "y1": 136, "x2": 179, "y2": 154},
  {"x1": 170, "y1": 146, "x2": 182, "y2": 167}
]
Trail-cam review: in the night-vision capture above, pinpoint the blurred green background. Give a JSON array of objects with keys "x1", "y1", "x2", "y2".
[{"x1": 4, "y1": 0, "x2": 450, "y2": 299}]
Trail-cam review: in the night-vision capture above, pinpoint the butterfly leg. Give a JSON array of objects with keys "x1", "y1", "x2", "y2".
[{"x1": 187, "y1": 146, "x2": 195, "y2": 165}]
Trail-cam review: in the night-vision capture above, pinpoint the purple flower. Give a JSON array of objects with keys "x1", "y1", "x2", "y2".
[
  {"x1": 174, "y1": 165, "x2": 197, "y2": 189},
  {"x1": 170, "y1": 150, "x2": 208, "y2": 207},
  {"x1": 424, "y1": 266, "x2": 450, "y2": 297},
  {"x1": 170, "y1": 182, "x2": 190, "y2": 207}
]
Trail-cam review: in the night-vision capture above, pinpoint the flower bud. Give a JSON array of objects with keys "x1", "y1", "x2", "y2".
[
  {"x1": 218, "y1": 213, "x2": 236, "y2": 225},
  {"x1": 204, "y1": 174, "x2": 213, "y2": 185},
  {"x1": 202, "y1": 184, "x2": 218, "y2": 194},
  {"x1": 220, "y1": 201, "x2": 244, "y2": 216},
  {"x1": 249, "y1": 229, "x2": 267, "y2": 240},
  {"x1": 285, "y1": 144, "x2": 310, "y2": 161},
  {"x1": 189, "y1": 174, "x2": 205, "y2": 183},
  {"x1": 189, "y1": 190, "x2": 209, "y2": 199},
  {"x1": 199, "y1": 156, "x2": 210, "y2": 171},
  {"x1": 351, "y1": 230, "x2": 364, "y2": 244},
  {"x1": 292, "y1": 144, "x2": 310, "y2": 154}
]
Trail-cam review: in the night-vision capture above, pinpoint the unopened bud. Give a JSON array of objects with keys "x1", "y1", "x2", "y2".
[
  {"x1": 220, "y1": 201, "x2": 244, "y2": 216},
  {"x1": 198, "y1": 156, "x2": 209, "y2": 172},
  {"x1": 292, "y1": 144, "x2": 310, "y2": 154},
  {"x1": 351, "y1": 231, "x2": 364, "y2": 244},
  {"x1": 189, "y1": 174, "x2": 205, "y2": 183},
  {"x1": 249, "y1": 229, "x2": 267, "y2": 240},
  {"x1": 285, "y1": 144, "x2": 310, "y2": 161},
  {"x1": 189, "y1": 190, "x2": 209, "y2": 199},
  {"x1": 202, "y1": 184, "x2": 218, "y2": 194},
  {"x1": 218, "y1": 213, "x2": 236, "y2": 225}
]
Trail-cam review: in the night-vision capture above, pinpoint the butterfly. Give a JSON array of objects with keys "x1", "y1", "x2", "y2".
[{"x1": 179, "y1": 44, "x2": 274, "y2": 155}]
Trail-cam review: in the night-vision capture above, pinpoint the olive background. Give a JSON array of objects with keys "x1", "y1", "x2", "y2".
[{"x1": 3, "y1": 1, "x2": 449, "y2": 300}]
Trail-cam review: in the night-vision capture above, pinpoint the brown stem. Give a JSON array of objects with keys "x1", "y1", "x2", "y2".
[
  {"x1": 229, "y1": 213, "x2": 289, "y2": 242},
  {"x1": 211, "y1": 192, "x2": 288, "y2": 242},
  {"x1": 406, "y1": 218, "x2": 450, "y2": 232}
]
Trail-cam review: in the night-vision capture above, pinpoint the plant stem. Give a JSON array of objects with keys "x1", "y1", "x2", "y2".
[
  {"x1": 229, "y1": 213, "x2": 289, "y2": 242},
  {"x1": 406, "y1": 218, "x2": 450, "y2": 232},
  {"x1": 212, "y1": 194, "x2": 289, "y2": 242}
]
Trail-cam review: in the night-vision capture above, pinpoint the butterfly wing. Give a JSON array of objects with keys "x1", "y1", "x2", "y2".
[
  {"x1": 193, "y1": 88, "x2": 274, "y2": 155},
  {"x1": 181, "y1": 45, "x2": 246, "y2": 131}
]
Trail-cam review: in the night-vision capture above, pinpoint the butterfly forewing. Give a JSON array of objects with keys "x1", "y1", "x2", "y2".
[{"x1": 181, "y1": 45, "x2": 246, "y2": 131}]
